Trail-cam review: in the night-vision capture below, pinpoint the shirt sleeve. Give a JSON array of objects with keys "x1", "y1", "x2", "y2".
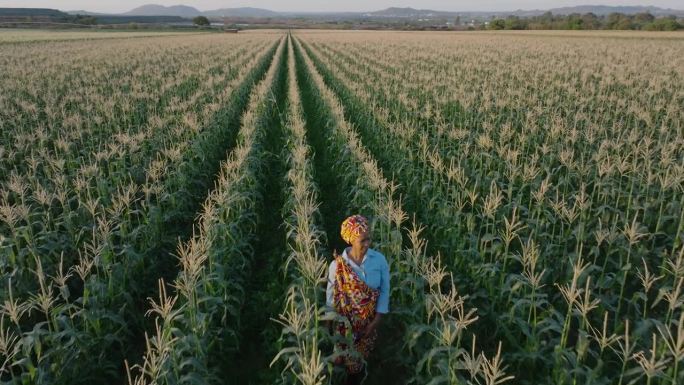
[
  {"x1": 376, "y1": 259, "x2": 390, "y2": 314},
  {"x1": 326, "y1": 260, "x2": 336, "y2": 309}
]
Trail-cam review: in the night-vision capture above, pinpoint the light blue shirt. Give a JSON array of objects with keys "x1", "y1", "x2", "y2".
[{"x1": 326, "y1": 247, "x2": 390, "y2": 314}]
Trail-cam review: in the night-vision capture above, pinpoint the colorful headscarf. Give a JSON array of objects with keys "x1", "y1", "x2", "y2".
[{"x1": 340, "y1": 215, "x2": 369, "y2": 244}]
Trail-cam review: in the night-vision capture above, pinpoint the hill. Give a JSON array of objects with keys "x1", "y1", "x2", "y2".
[
  {"x1": 66, "y1": 10, "x2": 109, "y2": 16},
  {"x1": 204, "y1": 7, "x2": 280, "y2": 18},
  {"x1": 367, "y1": 7, "x2": 450, "y2": 17},
  {"x1": 366, "y1": 5, "x2": 684, "y2": 18},
  {"x1": 547, "y1": 5, "x2": 684, "y2": 16},
  {"x1": 60, "y1": 4, "x2": 684, "y2": 20},
  {"x1": 123, "y1": 4, "x2": 201, "y2": 17},
  {"x1": 0, "y1": 8, "x2": 68, "y2": 17}
]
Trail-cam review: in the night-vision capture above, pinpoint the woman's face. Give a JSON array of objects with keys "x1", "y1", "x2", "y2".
[{"x1": 351, "y1": 229, "x2": 372, "y2": 257}]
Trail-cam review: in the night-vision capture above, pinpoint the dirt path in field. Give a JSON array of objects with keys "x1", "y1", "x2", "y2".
[
  {"x1": 296, "y1": 38, "x2": 505, "y2": 371},
  {"x1": 293, "y1": 48, "x2": 347, "y2": 257},
  {"x1": 294, "y1": 38, "x2": 350, "y2": 384},
  {"x1": 230, "y1": 43, "x2": 289, "y2": 385},
  {"x1": 293, "y1": 37, "x2": 410, "y2": 385}
]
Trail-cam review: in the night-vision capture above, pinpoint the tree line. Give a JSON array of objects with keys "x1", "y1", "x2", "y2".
[{"x1": 487, "y1": 12, "x2": 682, "y2": 31}]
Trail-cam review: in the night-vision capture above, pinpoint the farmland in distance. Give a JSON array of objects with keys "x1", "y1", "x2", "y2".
[{"x1": 0, "y1": 29, "x2": 682, "y2": 385}]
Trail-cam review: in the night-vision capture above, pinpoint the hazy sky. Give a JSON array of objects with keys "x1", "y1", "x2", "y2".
[{"x1": 1, "y1": 1, "x2": 682, "y2": 13}]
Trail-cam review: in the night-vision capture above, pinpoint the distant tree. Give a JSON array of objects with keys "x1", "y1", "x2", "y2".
[
  {"x1": 489, "y1": 19, "x2": 505, "y2": 30},
  {"x1": 505, "y1": 16, "x2": 526, "y2": 30},
  {"x1": 193, "y1": 16, "x2": 210, "y2": 26},
  {"x1": 71, "y1": 14, "x2": 97, "y2": 25},
  {"x1": 581, "y1": 13, "x2": 599, "y2": 29},
  {"x1": 634, "y1": 12, "x2": 655, "y2": 24},
  {"x1": 605, "y1": 12, "x2": 621, "y2": 29},
  {"x1": 617, "y1": 18, "x2": 634, "y2": 30},
  {"x1": 644, "y1": 16, "x2": 681, "y2": 31},
  {"x1": 606, "y1": 12, "x2": 634, "y2": 30},
  {"x1": 532, "y1": 11, "x2": 554, "y2": 29},
  {"x1": 564, "y1": 13, "x2": 583, "y2": 30},
  {"x1": 540, "y1": 11, "x2": 554, "y2": 22}
]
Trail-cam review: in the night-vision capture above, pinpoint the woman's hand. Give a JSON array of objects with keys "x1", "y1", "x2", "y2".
[
  {"x1": 359, "y1": 313, "x2": 383, "y2": 339},
  {"x1": 360, "y1": 323, "x2": 375, "y2": 339}
]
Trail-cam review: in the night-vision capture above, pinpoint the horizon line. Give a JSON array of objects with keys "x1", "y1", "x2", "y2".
[{"x1": 51, "y1": 3, "x2": 684, "y2": 15}]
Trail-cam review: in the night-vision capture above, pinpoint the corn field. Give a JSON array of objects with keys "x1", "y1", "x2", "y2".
[{"x1": 0, "y1": 29, "x2": 682, "y2": 385}]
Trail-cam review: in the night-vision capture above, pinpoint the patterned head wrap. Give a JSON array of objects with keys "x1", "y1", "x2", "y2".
[{"x1": 340, "y1": 215, "x2": 370, "y2": 245}]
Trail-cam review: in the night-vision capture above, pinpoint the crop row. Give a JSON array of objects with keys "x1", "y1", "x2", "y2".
[
  {"x1": 0, "y1": 33, "x2": 281, "y2": 384},
  {"x1": 2, "y1": 30, "x2": 682, "y2": 385},
  {"x1": 274, "y1": 34, "x2": 511, "y2": 385},
  {"x1": 1, "y1": 36, "x2": 272, "y2": 300},
  {"x1": 294, "y1": 31, "x2": 684, "y2": 384},
  {"x1": 128, "y1": 35, "x2": 287, "y2": 385}
]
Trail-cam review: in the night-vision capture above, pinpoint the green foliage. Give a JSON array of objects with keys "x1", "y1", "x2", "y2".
[
  {"x1": 489, "y1": 19, "x2": 505, "y2": 30},
  {"x1": 0, "y1": 33, "x2": 280, "y2": 384},
  {"x1": 490, "y1": 11, "x2": 683, "y2": 30},
  {"x1": 127, "y1": 37, "x2": 286, "y2": 385},
  {"x1": 69, "y1": 14, "x2": 97, "y2": 25},
  {"x1": 643, "y1": 17, "x2": 682, "y2": 31},
  {"x1": 2, "y1": 27, "x2": 683, "y2": 385},
  {"x1": 297, "y1": 30, "x2": 684, "y2": 385},
  {"x1": 193, "y1": 16, "x2": 210, "y2": 26},
  {"x1": 504, "y1": 16, "x2": 526, "y2": 30}
]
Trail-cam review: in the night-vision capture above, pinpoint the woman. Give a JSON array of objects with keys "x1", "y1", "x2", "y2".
[{"x1": 326, "y1": 215, "x2": 390, "y2": 384}]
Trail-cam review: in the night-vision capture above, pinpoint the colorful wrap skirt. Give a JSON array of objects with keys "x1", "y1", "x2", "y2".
[{"x1": 332, "y1": 255, "x2": 379, "y2": 374}]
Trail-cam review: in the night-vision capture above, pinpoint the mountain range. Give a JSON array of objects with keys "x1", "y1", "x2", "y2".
[
  {"x1": 118, "y1": 4, "x2": 280, "y2": 17},
  {"x1": 67, "y1": 4, "x2": 684, "y2": 18}
]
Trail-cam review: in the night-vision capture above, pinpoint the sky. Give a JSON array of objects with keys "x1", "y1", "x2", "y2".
[{"x1": 0, "y1": 1, "x2": 682, "y2": 13}]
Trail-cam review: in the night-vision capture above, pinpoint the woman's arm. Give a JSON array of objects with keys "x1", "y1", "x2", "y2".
[
  {"x1": 362, "y1": 259, "x2": 390, "y2": 337},
  {"x1": 375, "y1": 259, "x2": 390, "y2": 314}
]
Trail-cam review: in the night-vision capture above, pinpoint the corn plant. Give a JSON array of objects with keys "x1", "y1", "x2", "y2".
[
  {"x1": 0, "y1": 33, "x2": 281, "y2": 384},
  {"x1": 126, "y1": 36, "x2": 287, "y2": 385},
  {"x1": 293, "y1": 30, "x2": 683, "y2": 384},
  {"x1": 270, "y1": 35, "x2": 330, "y2": 385},
  {"x1": 2, "y1": 27, "x2": 682, "y2": 385},
  {"x1": 294, "y1": 34, "x2": 510, "y2": 385}
]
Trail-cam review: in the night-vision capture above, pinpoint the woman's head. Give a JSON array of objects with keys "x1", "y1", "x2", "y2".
[{"x1": 341, "y1": 215, "x2": 371, "y2": 256}]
